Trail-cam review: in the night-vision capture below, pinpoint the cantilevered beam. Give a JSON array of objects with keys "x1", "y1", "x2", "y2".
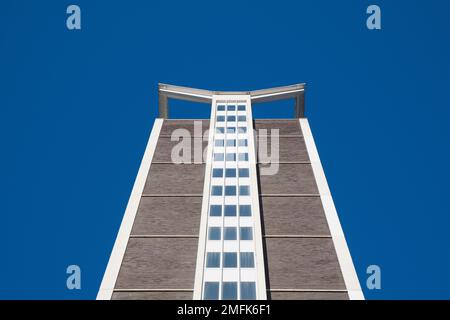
[
  {"x1": 158, "y1": 83, "x2": 213, "y2": 119},
  {"x1": 250, "y1": 83, "x2": 305, "y2": 118},
  {"x1": 158, "y1": 83, "x2": 306, "y2": 118}
]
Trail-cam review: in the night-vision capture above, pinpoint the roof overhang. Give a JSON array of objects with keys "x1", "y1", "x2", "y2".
[{"x1": 158, "y1": 83, "x2": 305, "y2": 118}]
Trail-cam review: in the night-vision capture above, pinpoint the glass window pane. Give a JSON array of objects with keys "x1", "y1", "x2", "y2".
[
  {"x1": 239, "y1": 186, "x2": 250, "y2": 196},
  {"x1": 204, "y1": 282, "x2": 219, "y2": 300},
  {"x1": 238, "y1": 105, "x2": 246, "y2": 111},
  {"x1": 210, "y1": 205, "x2": 222, "y2": 216},
  {"x1": 227, "y1": 115, "x2": 236, "y2": 122},
  {"x1": 238, "y1": 115, "x2": 246, "y2": 122},
  {"x1": 225, "y1": 186, "x2": 236, "y2": 196},
  {"x1": 225, "y1": 168, "x2": 236, "y2": 177},
  {"x1": 224, "y1": 227, "x2": 237, "y2": 240},
  {"x1": 240, "y1": 252, "x2": 255, "y2": 268},
  {"x1": 238, "y1": 153, "x2": 249, "y2": 161},
  {"x1": 216, "y1": 127, "x2": 225, "y2": 134},
  {"x1": 211, "y1": 186, "x2": 223, "y2": 196},
  {"x1": 222, "y1": 282, "x2": 237, "y2": 300},
  {"x1": 238, "y1": 139, "x2": 248, "y2": 147},
  {"x1": 239, "y1": 205, "x2": 252, "y2": 216},
  {"x1": 240, "y1": 227, "x2": 253, "y2": 240},
  {"x1": 226, "y1": 127, "x2": 236, "y2": 133},
  {"x1": 239, "y1": 168, "x2": 249, "y2": 177},
  {"x1": 240, "y1": 282, "x2": 256, "y2": 300},
  {"x1": 214, "y1": 153, "x2": 224, "y2": 161},
  {"x1": 215, "y1": 139, "x2": 224, "y2": 147},
  {"x1": 238, "y1": 127, "x2": 247, "y2": 133},
  {"x1": 226, "y1": 139, "x2": 236, "y2": 147},
  {"x1": 223, "y1": 252, "x2": 237, "y2": 268},
  {"x1": 217, "y1": 105, "x2": 225, "y2": 111},
  {"x1": 217, "y1": 116, "x2": 225, "y2": 122},
  {"x1": 212, "y1": 168, "x2": 223, "y2": 178},
  {"x1": 208, "y1": 227, "x2": 221, "y2": 240},
  {"x1": 226, "y1": 153, "x2": 236, "y2": 161},
  {"x1": 206, "y1": 252, "x2": 221, "y2": 268},
  {"x1": 227, "y1": 105, "x2": 236, "y2": 111},
  {"x1": 224, "y1": 205, "x2": 236, "y2": 216}
]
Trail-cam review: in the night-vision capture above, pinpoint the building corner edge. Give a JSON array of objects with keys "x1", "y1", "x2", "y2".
[
  {"x1": 96, "y1": 118, "x2": 164, "y2": 300},
  {"x1": 299, "y1": 118, "x2": 365, "y2": 300}
]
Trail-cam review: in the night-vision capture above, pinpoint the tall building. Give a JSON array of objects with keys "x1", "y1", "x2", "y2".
[{"x1": 97, "y1": 83, "x2": 364, "y2": 300}]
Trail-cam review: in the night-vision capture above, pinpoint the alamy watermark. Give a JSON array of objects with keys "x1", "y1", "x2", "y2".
[
  {"x1": 170, "y1": 121, "x2": 280, "y2": 175},
  {"x1": 366, "y1": 5, "x2": 381, "y2": 30},
  {"x1": 66, "y1": 5, "x2": 81, "y2": 30},
  {"x1": 366, "y1": 264, "x2": 381, "y2": 290},
  {"x1": 66, "y1": 264, "x2": 81, "y2": 290}
]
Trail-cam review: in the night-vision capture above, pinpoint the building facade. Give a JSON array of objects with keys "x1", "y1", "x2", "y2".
[{"x1": 97, "y1": 84, "x2": 364, "y2": 300}]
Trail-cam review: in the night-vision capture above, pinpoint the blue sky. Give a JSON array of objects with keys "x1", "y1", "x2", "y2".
[{"x1": 1, "y1": 1, "x2": 450, "y2": 299}]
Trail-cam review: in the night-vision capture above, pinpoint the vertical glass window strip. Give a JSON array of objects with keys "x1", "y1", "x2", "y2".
[
  {"x1": 240, "y1": 282, "x2": 256, "y2": 300},
  {"x1": 223, "y1": 252, "x2": 237, "y2": 268},
  {"x1": 204, "y1": 282, "x2": 219, "y2": 300},
  {"x1": 240, "y1": 252, "x2": 255, "y2": 268},
  {"x1": 222, "y1": 282, "x2": 238, "y2": 300},
  {"x1": 206, "y1": 252, "x2": 221, "y2": 268},
  {"x1": 201, "y1": 100, "x2": 263, "y2": 300},
  {"x1": 224, "y1": 227, "x2": 237, "y2": 240}
]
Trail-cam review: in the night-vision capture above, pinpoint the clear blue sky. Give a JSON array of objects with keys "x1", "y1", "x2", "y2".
[{"x1": 1, "y1": 1, "x2": 450, "y2": 299}]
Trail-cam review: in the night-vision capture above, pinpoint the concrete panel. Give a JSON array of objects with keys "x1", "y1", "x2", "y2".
[
  {"x1": 255, "y1": 120, "x2": 301, "y2": 136},
  {"x1": 115, "y1": 238, "x2": 198, "y2": 289},
  {"x1": 270, "y1": 291, "x2": 348, "y2": 300},
  {"x1": 258, "y1": 163, "x2": 319, "y2": 194},
  {"x1": 132, "y1": 197, "x2": 202, "y2": 235},
  {"x1": 160, "y1": 120, "x2": 210, "y2": 137},
  {"x1": 257, "y1": 136, "x2": 309, "y2": 163},
  {"x1": 112, "y1": 291, "x2": 193, "y2": 300},
  {"x1": 265, "y1": 238, "x2": 346, "y2": 290},
  {"x1": 144, "y1": 164, "x2": 205, "y2": 194},
  {"x1": 153, "y1": 138, "x2": 208, "y2": 163},
  {"x1": 261, "y1": 196, "x2": 330, "y2": 235}
]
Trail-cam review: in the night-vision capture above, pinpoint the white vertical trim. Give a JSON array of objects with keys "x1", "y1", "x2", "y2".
[
  {"x1": 247, "y1": 98, "x2": 268, "y2": 300},
  {"x1": 96, "y1": 118, "x2": 164, "y2": 300},
  {"x1": 299, "y1": 118, "x2": 365, "y2": 300},
  {"x1": 193, "y1": 99, "x2": 217, "y2": 300}
]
